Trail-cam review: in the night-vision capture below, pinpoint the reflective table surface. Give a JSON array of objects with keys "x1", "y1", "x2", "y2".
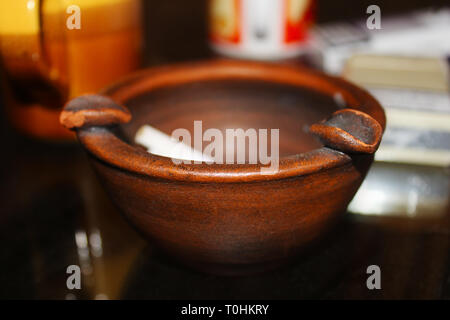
[{"x1": 0, "y1": 129, "x2": 449, "y2": 300}]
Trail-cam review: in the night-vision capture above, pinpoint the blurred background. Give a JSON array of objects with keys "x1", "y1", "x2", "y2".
[{"x1": 0, "y1": 0, "x2": 449, "y2": 299}]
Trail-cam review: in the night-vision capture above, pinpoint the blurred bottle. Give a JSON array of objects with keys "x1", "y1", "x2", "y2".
[
  {"x1": 0, "y1": 0, "x2": 142, "y2": 141},
  {"x1": 209, "y1": 0, "x2": 315, "y2": 60}
]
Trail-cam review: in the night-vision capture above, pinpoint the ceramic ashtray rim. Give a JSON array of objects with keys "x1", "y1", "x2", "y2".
[{"x1": 76, "y1": 60, "x2": 386, "y2": 183}]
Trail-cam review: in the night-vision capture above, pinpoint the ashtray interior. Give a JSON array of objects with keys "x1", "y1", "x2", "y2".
[{"x1": 118, "y1": 79, "x2": 340, "y2": 157}]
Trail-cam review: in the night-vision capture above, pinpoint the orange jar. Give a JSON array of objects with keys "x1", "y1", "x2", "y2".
[{"x1": 0, "y1": 0, "x2": 142, "y2": 140}]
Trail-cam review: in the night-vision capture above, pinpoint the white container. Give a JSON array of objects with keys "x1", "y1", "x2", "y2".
[{"x1": 209, "y1": 0, "x2": 315, "y2": 60}]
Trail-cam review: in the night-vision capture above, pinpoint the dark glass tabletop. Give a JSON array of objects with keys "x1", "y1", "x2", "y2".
[{"x1": 0, "y1": 131, "x2": 449, "y2": 300}]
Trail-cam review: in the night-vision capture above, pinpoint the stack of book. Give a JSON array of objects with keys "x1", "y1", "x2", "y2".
[{"x1": 308, "y1": 9, "x2": 450, "y2": 216}]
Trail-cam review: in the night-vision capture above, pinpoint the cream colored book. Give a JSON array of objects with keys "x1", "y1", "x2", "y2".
[{"x1": 343, "y1": 54, "x2": 449, "y2": 92}]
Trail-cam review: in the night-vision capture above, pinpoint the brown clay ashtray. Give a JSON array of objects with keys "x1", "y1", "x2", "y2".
[{"x1": 61, "y1": 60, "x2": 385, "y2": 275}]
